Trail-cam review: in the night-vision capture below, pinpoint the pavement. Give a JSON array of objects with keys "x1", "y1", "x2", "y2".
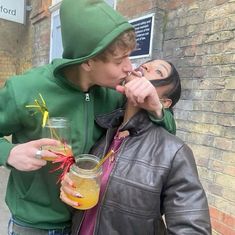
[{"x1": 0, "y1": 167, "x2": 10, "y2": 235}]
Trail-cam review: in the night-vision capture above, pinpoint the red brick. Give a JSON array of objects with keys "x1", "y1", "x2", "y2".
[
  {"x1": 210, "y1": 207, "x2": 235, "y2": 233},
  {"x1": 210, "y1": 207, "x2": 223, "y2": 221},
  {"x1": 222, "y1": 213, "x2": 235, "y2": 229},
  {"x1": 211, "y1": 219, "x2": 235, "y2": 235}
]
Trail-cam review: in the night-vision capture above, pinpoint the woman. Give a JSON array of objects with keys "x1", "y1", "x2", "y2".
[{"x1": 61, "y1": 60, "x2": 211, "y2": 235}]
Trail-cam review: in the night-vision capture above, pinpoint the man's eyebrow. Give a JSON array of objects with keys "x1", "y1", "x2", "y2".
[{"x1": 114, "y1": 54, "x2": 129, "y2": 60}]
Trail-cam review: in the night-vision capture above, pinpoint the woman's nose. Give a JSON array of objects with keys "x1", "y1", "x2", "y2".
[{"x1": 141, "y1": 64, "x2": 149, "y2": 71}]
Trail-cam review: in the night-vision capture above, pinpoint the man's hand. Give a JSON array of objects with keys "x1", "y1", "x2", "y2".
[
  {"x1": 116, "y1": 72, "x2": 163, "y2": 118},
  {"x1": 7, "y1": 138, "x2": 59, "y2": 171}
]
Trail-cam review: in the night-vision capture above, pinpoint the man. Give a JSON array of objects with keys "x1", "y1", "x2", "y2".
[
  {"x1": 61, "y1": 60, "x2": 211, "y2": 235},
  {"x1": 0, "y1": 0, "x2": 173, "y2": 234}
]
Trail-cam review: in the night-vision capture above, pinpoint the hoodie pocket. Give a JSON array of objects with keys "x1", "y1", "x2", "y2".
[{"x1": 17, "y1": 172, "x2": 51, "y2": 207}]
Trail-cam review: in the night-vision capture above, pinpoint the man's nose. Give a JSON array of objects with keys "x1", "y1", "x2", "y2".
[{"x1": 123, "y1": 58, "x2": 133, "y2": 73}]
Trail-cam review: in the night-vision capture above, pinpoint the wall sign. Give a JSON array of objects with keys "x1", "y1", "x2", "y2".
[
  {"x1": 0, "y1": 0, "x2": 25, "y2": 24},
  {"x1": 129, "y1": 13, "x2": 154, "y2": 59}
]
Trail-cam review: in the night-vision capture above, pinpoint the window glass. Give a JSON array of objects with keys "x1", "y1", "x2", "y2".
[
  {"x1": 106, "y1": 0, "x2": 116, "y2": 8},
  {"x1": 50, "y1": 13, "x2": 63, "y2": 60}
]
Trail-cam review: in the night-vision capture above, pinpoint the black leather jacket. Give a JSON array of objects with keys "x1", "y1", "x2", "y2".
[{"x1": 72, "y1": 109, "x2": 211, "y2": 235}]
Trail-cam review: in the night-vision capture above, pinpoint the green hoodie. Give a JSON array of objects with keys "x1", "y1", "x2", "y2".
[{"x1": 0, "y1": 0, "x2": 176, "y2": 230}]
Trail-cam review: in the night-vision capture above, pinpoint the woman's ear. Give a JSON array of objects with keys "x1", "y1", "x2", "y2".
[{"x1": 161, "y1": 98, "x2": 172, "y2": 109}]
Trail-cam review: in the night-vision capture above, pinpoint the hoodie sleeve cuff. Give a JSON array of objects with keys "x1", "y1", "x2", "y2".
[
  {"x1": 148, "y1": 108, "x2": 176, "y2": 135},
  {"x1": 0, "y1": 138, "x2": 15, "y2": 168},
  {"x1": 148, "y1": 107, "x2": 166, "y2": 123}
]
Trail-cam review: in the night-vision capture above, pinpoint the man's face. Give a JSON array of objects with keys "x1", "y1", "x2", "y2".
[{"x1": 87, "y1": 48, "x2": 133, "y2": 89}]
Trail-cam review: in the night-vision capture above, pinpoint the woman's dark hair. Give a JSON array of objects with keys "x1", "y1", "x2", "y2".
[
  {"x1": 166, "y1": 61, "x2": 181, "y2": 109},
  {"x1": 149, "y1": 61, "x2": 181, "y2": 112}
]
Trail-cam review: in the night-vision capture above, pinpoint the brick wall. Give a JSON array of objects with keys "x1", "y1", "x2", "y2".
[
  {"x1": 118, "y1": 0, "x2": 235, "y2": 234},
  {"x1": 0, "y1": 50, "x2": 16, "y2": 87},
  {"x1": 162, "y1": 2, "x2": 235, "y2": 233},
  {"x1": 30, "y1": 0, "x2": 52, "y2": 66},
  {"x1": 0, "y1": 20, "x2": 24, "y2": 87},
  {"x1": 0, "y1": 0, "x2": 51, "y2": 87},
  {"x1": 0, "y1": 1, "x2": 34, "y2": 87}
]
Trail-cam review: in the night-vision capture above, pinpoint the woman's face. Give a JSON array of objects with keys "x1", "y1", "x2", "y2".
[
  {"x1": 139, "y1": 60, "x2": 173, "y2": 98},
  {"x1": 139, "y1": 60, "x2": 172, "y2": 81}
]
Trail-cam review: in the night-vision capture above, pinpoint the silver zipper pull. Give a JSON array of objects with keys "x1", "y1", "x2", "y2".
[{"x1": 85, "y1": 93, "x2": 90, "y2": 101}]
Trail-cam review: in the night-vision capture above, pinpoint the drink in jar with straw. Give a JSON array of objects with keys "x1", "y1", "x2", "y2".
[
  {"x1": 67, "y1": 154, "x2": 102, "y2": 210},
  {"x1": 41, "y1": 117, "x2": 72, "y2": 161}
]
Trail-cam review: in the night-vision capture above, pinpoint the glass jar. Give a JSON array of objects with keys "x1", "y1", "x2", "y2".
[
  {"x1": 41, "y1": 117, "x2": 72, "y2": 161},
  {"x1": 68, "y1": 154, "x2": 102, "y2": 210}
]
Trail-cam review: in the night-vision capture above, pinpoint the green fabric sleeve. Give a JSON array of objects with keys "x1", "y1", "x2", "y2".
[
  {"x1": 0, "y1": 80, "x2": 21, "y2": 166},
  {"x1": 0, "y1": 138, "x2": 15, "y2": 167},
  {"x1": 148, "y1": 108, "x2": 176, "y2": 135}
]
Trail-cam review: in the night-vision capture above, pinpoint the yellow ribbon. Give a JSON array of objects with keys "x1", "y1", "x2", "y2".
[{"x1": 26, "y1": 93, "x2": 49, "y2": 127}]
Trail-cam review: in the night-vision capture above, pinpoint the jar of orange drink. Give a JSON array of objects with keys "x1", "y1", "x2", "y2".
[
  {"x1": 68, "y1": 154, "x2": 102, "y2": 210},
  {"x1": 41, "y1": 117, "x2": 72, "y2": 161}
]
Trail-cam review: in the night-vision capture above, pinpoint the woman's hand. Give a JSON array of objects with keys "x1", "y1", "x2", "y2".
[{"x1": 60, "y1": 173, "x2": 83, "y2": 208}]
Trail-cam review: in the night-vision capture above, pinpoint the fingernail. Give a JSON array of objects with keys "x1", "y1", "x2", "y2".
[
  {"x1": 69, "y1": 182, "x2": 76, "y2": 188},
  {"x1": 75, "y1": 193, "x2": 83, "y2": 198},
  {"x1": 75, "y1": 202, "x2": 80, "y2": 207}
]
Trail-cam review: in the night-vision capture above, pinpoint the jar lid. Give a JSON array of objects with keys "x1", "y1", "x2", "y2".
[{"x1": 71, "y1": 154, "x2": 102, "y2": 178}]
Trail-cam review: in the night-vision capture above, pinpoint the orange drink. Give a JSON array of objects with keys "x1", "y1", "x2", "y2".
[
  {"x1": 42, "y1": 117, "x2": 72, "y2": 161},
  {"x1": 67, "y1": 178, "x2": 100, "y2": 209},
  {"x1": 68, "y1": 154, "x2": 102, "y2": 210},
  {"x1": 41, "y1": 144, "x2": 73, "y2": 161}
]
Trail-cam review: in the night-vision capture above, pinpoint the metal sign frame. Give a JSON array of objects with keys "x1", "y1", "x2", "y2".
[{"x1": 129, "y1": 13, "x2": 155, "y2": 59}]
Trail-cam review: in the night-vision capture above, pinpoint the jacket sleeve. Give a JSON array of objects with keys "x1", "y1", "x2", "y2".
[
  {"x1": 162, "y1": 144, "x2": 212, "y2": 235},
  {"x1": 148, "y1": 108, "x2": 176, "y2": 135},
  {"x1": 0, "y1": 80, "x2": 20, "y2": 166}
]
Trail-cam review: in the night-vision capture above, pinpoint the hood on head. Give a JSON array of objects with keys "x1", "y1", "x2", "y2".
[{"x1": 54, "y1": 0, "x2": 133, "y2": 76}]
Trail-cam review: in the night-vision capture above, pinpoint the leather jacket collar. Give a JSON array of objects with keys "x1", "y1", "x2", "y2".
[{"x1": 95, "y1": 108, "x2": 152, "y2": 136}]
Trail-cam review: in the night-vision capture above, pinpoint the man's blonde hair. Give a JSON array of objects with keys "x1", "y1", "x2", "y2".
[{"x1": 94, "y1": 29, "x2": 136, "y2": 62}]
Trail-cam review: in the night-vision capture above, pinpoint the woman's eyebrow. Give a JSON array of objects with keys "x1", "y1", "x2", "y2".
[
  {"x1": 140, "y1": 61, "x2": 170, "y2": 73},
  {"x1": 158, "y1": 63, "x2": 169, "y2": 71}
]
